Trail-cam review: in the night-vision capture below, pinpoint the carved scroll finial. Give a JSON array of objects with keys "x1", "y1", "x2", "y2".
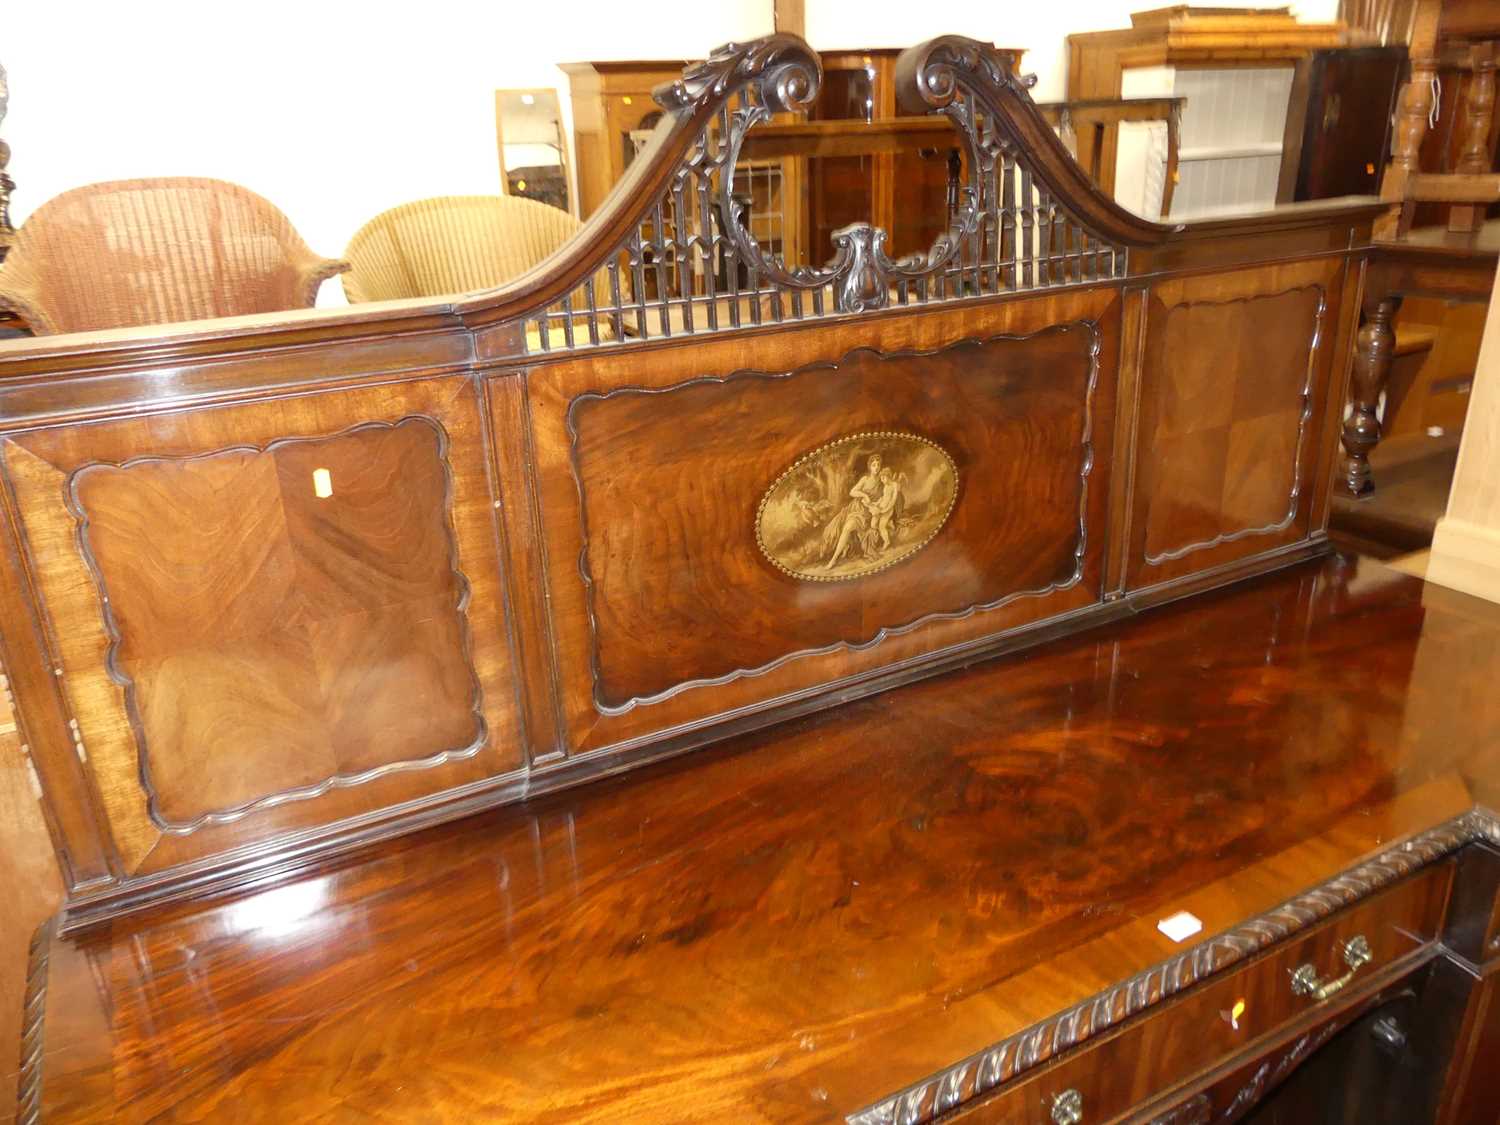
[
  {"x1": 653, "y1": 34, "x2": 822, "y2": 116},
  {"x1": 512, "y1": 31, "x2": 1170, "y2": 355},
  {"x1": 895, "y1": 35, "x2": 1172, "y2": 250},
  {"x1": 895, "y1": 35, "x2": 1035, "y2": 114}
]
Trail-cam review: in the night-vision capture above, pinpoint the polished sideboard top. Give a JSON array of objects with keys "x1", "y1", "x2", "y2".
[{"x1": 19, "y1": 554, "x2": 1500, "y2": 1122}]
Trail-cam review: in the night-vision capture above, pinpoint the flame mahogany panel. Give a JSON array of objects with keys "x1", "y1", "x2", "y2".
[
  {"x1": 0, "y1": 377, "x2": 523, "y2": 876},
  {"x1": 527, "y1": 289, "x2": 1121, "y2": 755},
  {"x1": 68, "y1": 418, "x2": 485, "y2": 832},
  {"x1": 1127, "y1": 257, "x2": 1349, "y2": 590},
  {"x1": 569, "y1": 325, "x2": 1099, "y2": 710}
]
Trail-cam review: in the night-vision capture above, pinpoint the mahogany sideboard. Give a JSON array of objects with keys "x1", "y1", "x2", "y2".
[{"x1": 9, "y1": 33, "x2": 1500, "y2": 1123}]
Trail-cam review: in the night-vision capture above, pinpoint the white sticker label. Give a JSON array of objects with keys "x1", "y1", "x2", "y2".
[{"x1": 1157, "y1": 910, "x2": 1204, "y2": 943}]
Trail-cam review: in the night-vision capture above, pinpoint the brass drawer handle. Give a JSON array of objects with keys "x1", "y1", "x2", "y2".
[
  {"x1": 1290, "y1": 934, "x2": 1372, "y2": 1001},
  {"x1": 1050, "y1": 1088, "x2": 1084, "y2": 1125}
]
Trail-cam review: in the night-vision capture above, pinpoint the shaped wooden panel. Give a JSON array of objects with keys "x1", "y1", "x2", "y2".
[
  {"x1": 1127, "y1": 258, "x2": 1346, "y2": 589},
  {"x1": 526, "y1": 289, "x2": 1121, "y2": 754},
  {"x1": 1, "y1": 377, "x2": 522, "y2": 875},
  {"x1": 570, "y1": 329, "x2": 1097, "y2": 711},
  {"x1": 69, "y1": 419, "x2": 483, "y2": 831}
]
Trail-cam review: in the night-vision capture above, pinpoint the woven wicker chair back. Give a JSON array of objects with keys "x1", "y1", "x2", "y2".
[{"x1": 0, "y1": 177, "x2": 345, "y2": 334}]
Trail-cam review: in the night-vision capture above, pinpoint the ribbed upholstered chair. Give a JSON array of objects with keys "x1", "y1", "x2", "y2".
[
  {"x1": 0, "y1": 177, "x2": 347, "y2": 335},
  {"x1": 342, "y1": 194, "x2": 588, "y2": 303}
]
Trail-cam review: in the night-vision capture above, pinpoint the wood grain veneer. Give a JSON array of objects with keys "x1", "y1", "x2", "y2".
[
  {"x1": 17, "y1": 555, "x2": 1500, "y2": 1123},
  {"x1": 568, "y1": 323, "x2": 1098, "y2": 710},
  {"x1": 0, "y1": 33, "x2": 1384, "y2": 933},
  {"x1": 7, "y1": 34, "x2": 1487, "y2": 1121},
  {"x1": 527, "y1": 289, "x2": 1121, "y2": 758},
  {"x1": 1129, "y1": 257, "x2": 1348, "y2": 589},
  {"x1": 69, "y1": 417, "x2": 485, "y2": 831},
  {"x1": 1, "y1": 377, "x2": 522, "y2": 878}
]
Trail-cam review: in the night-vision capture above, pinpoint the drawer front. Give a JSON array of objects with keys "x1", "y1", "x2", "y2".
[
  {"x1": 1136, "y1": 981, "x2": 1425, "y2": 1125},
  {"x1": 947, "y1": 862, "x2": 1452, "y2": 1123}
]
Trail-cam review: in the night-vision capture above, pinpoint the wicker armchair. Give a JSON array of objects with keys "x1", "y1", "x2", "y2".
[
  {"x1": 342, "y1": 194, "x2": 588, "y2": 303},
  {"x1": 0, "y1": 177, "x2": 347, "y2": 335}
]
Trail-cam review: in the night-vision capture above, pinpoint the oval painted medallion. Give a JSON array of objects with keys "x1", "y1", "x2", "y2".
[{"x1": 756, "y1": 432, "x2": 959, "y2": 582}]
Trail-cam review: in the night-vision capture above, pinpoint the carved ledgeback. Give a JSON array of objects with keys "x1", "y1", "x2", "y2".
[
  {"x1": 515, "y1": 34, "x2": 1171, "y2": 352},
  {"x1": 0, "y1": 34, "x2": 1381, "y2": 921}
]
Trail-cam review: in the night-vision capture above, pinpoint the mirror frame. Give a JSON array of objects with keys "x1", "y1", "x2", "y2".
[{"x1": 495, "y1": 87, "x2": 575, "y2": 217}]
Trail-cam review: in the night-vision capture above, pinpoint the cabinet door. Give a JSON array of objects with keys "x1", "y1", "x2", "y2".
[{"x1": 1280, "y1": 46, "x2": 1405, "y2": 203}]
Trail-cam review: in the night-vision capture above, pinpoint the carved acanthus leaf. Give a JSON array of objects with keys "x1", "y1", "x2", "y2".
[
  {"x1": 652, "y1": 34, "x2": 821, "y2": 116},
  {"x1": 895, "y1": 34, "x2": 1036, "y2": 114}
]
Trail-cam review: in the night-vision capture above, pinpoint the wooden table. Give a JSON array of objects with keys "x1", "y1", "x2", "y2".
[{"x1": 20, "y1": 554, "x2": 1500, "y2": 1122}]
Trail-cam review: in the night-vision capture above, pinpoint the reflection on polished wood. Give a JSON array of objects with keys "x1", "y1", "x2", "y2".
[
  {"x1": 0, "y1": 34, "x2": 1466, "y2": 1123},
  {"x1": 21, "y1": 556, "x2": 1500, "y2": 1122}
]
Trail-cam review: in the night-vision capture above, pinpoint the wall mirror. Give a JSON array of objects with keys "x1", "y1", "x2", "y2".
[{"x1": 495, "y1": 88, "x2": 572, "y2": 215}]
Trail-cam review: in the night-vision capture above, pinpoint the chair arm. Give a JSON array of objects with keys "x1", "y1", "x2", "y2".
[
  {"x1": 0, "y1": 251, "x2": 60, "y2": 335},
  {"x1": 291, "y1": 249, "x2": 352, "y2": 310}
]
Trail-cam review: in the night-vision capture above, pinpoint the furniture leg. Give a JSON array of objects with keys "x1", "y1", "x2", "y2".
[
  {"x1": 1342, "y1": 294, "x2": 1400, "y2": 497},
  {"x1": 1449, "y1": 42, "x2": 1497, "y2": 234}
]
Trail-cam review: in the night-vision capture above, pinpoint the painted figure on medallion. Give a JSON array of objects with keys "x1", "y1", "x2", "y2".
[{"x1": 757, "y1": 432, "x2": 958, "y2": 582}]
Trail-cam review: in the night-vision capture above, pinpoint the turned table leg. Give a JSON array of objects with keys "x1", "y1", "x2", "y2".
[{"x1": 1342, "y1": 295, "x2": 1400, "y2": 497}]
